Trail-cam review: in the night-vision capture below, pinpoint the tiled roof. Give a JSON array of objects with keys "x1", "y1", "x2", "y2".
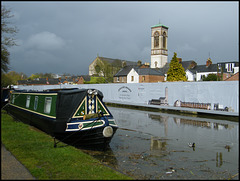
[
  {"x1": 137, "y1": 68, "x2": 164, "y2": 76},
  {"x1": 114, "y1": 65, "x2": 139, "y2": 77},
  {"x1": 180, "y1": 60, "x2": 197, "y2": 70},
  {"x1": 114, "y1": 66, "x2": 164, "y2": 77},
  {"x1": 188, "y1": 64, "x2": 218, "y2": 74},
  {"x1": 224, "y1": 72, "x2": 239, "y2": 81},
  {"x1": 151, "y1": 23, "x2": 169, "y2": 29},
  {"x1": 98, "y1": 56, "x2": 138, "y2": 66},
  {"x1": 80, "y1": 75, "x2": 91, "y2": 81},
  {"x1": 158, "y1": 63, "x2": 170, "y2": 74}
]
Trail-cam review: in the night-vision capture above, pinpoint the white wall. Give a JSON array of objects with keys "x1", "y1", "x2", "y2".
[
  {"x1": 16, "y1": 81, "x2": 239, "y2": 113},
  {"x1": 196, "y1": 72, "x2": 217, "y2": 81},
  {"x1": 234, "y1": 67, "x2": 239, "y2": 74},
  {"x1": 185, "y1": 70, "x2": 194, "y2": 81},
  {"x1": 151, "y1": 55, "x2": 168, "y2": 68},
  {"x1": 127, "y1": 68, "x2": 139, "y2": 83}
]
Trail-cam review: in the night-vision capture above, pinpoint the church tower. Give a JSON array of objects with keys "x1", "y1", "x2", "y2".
[{"x1": 151, "y1": 23, "x2": 169, "y2": 68}]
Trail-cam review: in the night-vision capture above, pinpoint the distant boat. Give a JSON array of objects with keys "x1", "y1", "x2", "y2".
[
  {"x1": 5, "y1": 88, "x2": 118, "y2": 149},
  {"x1": 1, "y1": 87, "x2": 11, "y2": 108}
]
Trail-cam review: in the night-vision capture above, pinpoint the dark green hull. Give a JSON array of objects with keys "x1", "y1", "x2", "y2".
[{"x1": 6, "y1": 88, "x2": 118, "y2": 149}]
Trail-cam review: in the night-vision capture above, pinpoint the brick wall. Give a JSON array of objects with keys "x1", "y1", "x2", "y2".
[
  {"x1": 114, "y1": 76, "x2": 127, "y2": 83},
  {"x1": 139, "y1": 75, "x2": 165, "y2": 83},
  {"x1": 225, "y1": 72, "x2": 239, "y2": 81}
]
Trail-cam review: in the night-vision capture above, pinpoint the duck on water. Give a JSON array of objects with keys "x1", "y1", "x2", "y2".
[{"x1": 5, "y1": 88, "x2": 118, "y2": 150}]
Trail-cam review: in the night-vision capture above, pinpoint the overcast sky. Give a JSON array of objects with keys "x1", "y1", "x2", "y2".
[{"x1": 2, "y1": 1, "x2": 239, "y2": 76}]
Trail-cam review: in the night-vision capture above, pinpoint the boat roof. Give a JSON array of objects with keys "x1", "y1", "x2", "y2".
[{"x1": 12, "y1": 88, "x2": 104, "y2": 98}]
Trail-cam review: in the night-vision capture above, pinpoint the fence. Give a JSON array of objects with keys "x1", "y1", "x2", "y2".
[{"x1": 15, "y1": 81, "x2": 239, "y2": 113}]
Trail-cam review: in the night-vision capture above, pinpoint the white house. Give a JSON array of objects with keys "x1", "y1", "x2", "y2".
[
  {"x1": 185, "y1": 69, "x2": 195, "y2": 81},
  {"x1": 185, "y1": 60, "x2": 239, "y2": 81},
  {"x1": 127, "y1": 68, "x2": 139, "y2": 83}
]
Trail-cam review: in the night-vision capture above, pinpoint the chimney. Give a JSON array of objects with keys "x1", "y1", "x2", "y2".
[
  {"x1": 46, "y1": 77, "x2": 49, "y2": 84},
  {"x1": 140, "y1": 62, "x2": 150, "y2": 68},
  {"x1": 206, "y1": 58, "x2": 212, "y2": 67},
  {"x1": 137, "y1": 60, "x2": 142, "y2": 67},
  {"x1": 122, "y1": 61, "x2": 127, "y2": 67},
  {"x1": 178, "y1": 58, "x2": 182, "y2": 63},
  {"x1": 190, "y1": 61, "x2": 197, "y2": 69}
]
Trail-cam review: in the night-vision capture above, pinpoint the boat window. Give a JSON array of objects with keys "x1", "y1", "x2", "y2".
[
  {"x1": 26, "y1": 95, "x2": 31, "y2": 108},
  {"x1": 44, "y1": 97, "x2": 52, "y2": 114},
  {"x1": 34, "y1": 96, "x2": 38, "y2": 110},
  {"x1": 12, "y1": 95, "x2": 15, "y2": 104}
]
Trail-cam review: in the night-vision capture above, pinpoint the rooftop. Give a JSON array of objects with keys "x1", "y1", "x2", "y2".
[{"x1": 151, "y1": 23, "x2": 169, "y2": 29}]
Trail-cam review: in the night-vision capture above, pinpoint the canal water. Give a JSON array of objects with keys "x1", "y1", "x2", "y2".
[{"x1": 83, "y1": 106, "x2": 239, "y2": 180}]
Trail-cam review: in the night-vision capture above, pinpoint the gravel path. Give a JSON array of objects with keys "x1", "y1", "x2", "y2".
[{"x1": 1, "y1": 144, "x2": 36, "y2": 180}]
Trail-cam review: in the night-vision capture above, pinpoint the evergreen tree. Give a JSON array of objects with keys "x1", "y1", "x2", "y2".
[{"x1": 167, "y1": 52, "x2": 187, "y2": 81}]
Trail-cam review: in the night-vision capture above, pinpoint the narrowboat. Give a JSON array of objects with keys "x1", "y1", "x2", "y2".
[
  {"x1": 5, "y1": 88, "x2": 118, "y2": 149},
  {"x1": 1, "y1": 87, "x2": 11, "y2": 108}
]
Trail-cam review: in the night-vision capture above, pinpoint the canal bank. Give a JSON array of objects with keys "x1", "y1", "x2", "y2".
[
  {"x1": 1, "y1": 110, "x2": 132, "y2": 180},
  {"x1": 105, "y1": 101, "x2": 239, "y2": 121}
]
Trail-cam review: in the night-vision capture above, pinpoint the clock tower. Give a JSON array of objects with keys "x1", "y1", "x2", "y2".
[{"x1": 151, "y1": 23, "x2": 168, "y2": 68}]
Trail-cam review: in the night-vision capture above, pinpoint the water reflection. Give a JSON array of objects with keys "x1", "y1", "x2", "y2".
[
  {"x1": 149, "y1": 113, "x2": 235, "y2": 130},
  {"x1": 84, "y1": 106, "x2": 239, "y2": 180},
  {"x1": 216, "y1": 152, "x2": 223, "y2": 167},
  {"x1": 150, "y1": 136, "x2": 167, "y2": 151}
]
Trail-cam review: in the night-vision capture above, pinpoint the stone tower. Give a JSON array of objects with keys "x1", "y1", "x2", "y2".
[{"x1": 151, "y1": 23, "x2": 169, "y2": 68}]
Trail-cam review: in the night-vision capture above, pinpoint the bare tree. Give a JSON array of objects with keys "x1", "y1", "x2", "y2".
[{"x1": 1, "y1": 5, "x2": 18, "y2": 73}]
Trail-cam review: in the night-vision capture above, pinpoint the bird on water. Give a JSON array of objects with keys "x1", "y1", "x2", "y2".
[{"x1": 188, "y1": 142, "x2": 195, "y2": 148}]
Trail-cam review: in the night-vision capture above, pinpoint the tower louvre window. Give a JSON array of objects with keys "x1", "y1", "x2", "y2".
[
  {"x1": 154, "y1": 31, "x2": 159, "y2": 48},
  {"x1": 163, "y1": 31, "x2": 166, "y2": 49}
]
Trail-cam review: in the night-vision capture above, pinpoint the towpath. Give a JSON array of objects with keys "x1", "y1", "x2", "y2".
[{"x1": 1, "y1": 143, "x2": 36, "y2": 180}]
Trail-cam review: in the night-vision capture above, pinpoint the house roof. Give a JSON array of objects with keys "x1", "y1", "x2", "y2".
[
  {"x1": 188, "y1": 64, "x2": 218, "y2": 74},
  {"x1": 17, "y1": 80, "x2": 28, "y2": 85},
  {"x1": 48, "y1": 78, "x2": 59, "y2": 84},
  {"x1": 158, "y1": 63, "x2": 170, "y2": 74},
  {"x1": 114, "y1": 65, "x2": 139, "y2": 77},
  {"x1": 180, "y1": 60, "x2": 197, "y2": 70},
  {"x1": 137, "y1": 68, "x2": 164, "y2": 76},
  {"x1": 151, "y1": 23, "x2": 169, "y2": 29},
  {"x1": 114, "y1": 65, "x2": 164, "y2": 77},
  {"x1": 17, "y1": 76, "x2": 90, "y2": 85},
  {"x1": 224, "y1": 72, "x2": 239, "y2": 81},
  {"x1": 97, "y1": 56, "x2": 138, "y2": 66},
  {"x1": 80, "y1": 75, "x2": 91, "y2": 81}
]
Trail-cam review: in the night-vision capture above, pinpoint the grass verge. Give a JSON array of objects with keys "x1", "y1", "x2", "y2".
[{"x1": 1, "y1": 110, "x2": 132, "y2": 180}]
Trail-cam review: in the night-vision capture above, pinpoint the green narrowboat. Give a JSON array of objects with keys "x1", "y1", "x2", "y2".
[{"x1": 6, "y1": 88, "x2": 118, "y2": 149}]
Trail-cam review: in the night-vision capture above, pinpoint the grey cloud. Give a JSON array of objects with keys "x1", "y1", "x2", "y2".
[
  {"x1": 3, "y1": 1, "x2": 239, "y2": 76},
  {"x1": 26, "y1": 31, "x2": 65, "y2": 50}
]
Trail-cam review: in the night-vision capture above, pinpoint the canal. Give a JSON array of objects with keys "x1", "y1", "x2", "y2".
[{"x1": 83, "y1": 106, "x2": 239, "y2": 180}]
